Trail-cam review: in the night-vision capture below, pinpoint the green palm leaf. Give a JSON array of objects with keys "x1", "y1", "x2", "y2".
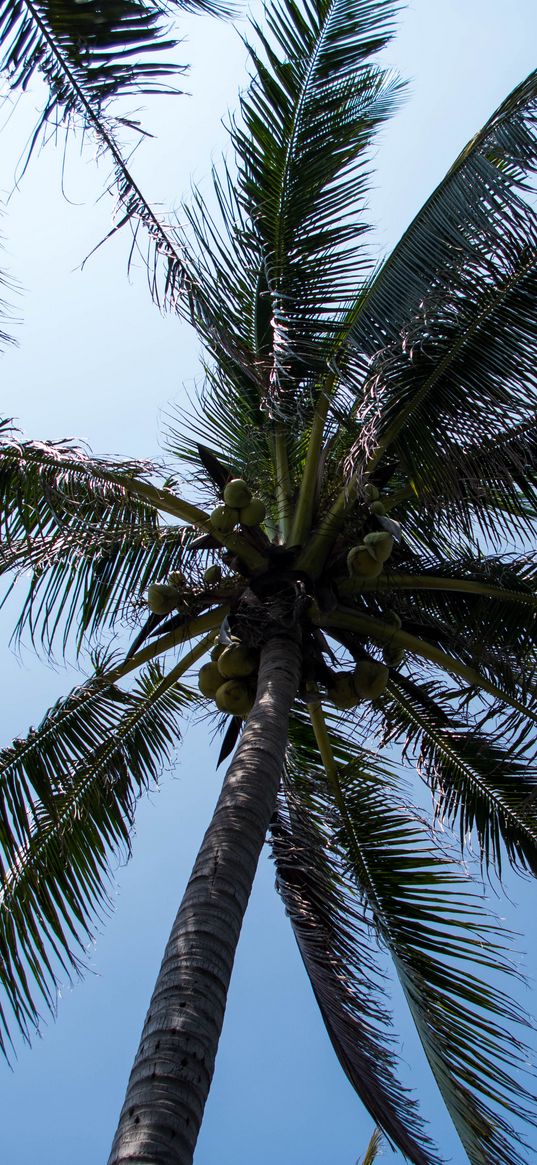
[
  {"x1": 332, "y1": 763, "x2": 537, "y2": 1165},
  {"x1": 271, "y1": 737, "x2": 440, "y2": 1165},
  {"x1": 0, "y1": 428, "x2": 181, "y2": 650},
  {"x1": 0, "y1": 1, "x2": 231, "y2": 129},
  {"x1": 360, "y1": 1127, "x2": 383, "y2": 1165},
  {"x1": 175, "y1": 0, "x2": 403, "y2": 436},
  {"x1": 4, "y1": 524, "x2": 197, "y2": 654},
  {"x1": 343, "y1": 68, "x2": 537, "y2": 358},
  {"x1": 0, "y1": 3, "x2": 230, "y2": 323},
  {"x1": 383, "y1": 672, "x2": 537, "y2": 879},
  {"x1": 352, "y1": 226, "x2": 537, "y2": 498},
  {"x1": 233, "y1": 0, "x2": 402, "y2": 409},
  {"x1": 0, "y1": 659, "x2": 194, "y2": 1054},
  {"x1": 327, "y1": 72, "x2": 537, "y2": 535}
]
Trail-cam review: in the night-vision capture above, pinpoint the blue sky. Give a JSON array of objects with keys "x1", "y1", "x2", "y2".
[{"x1": 1, "y1": 3, "x2": 537, "y2": 1163}]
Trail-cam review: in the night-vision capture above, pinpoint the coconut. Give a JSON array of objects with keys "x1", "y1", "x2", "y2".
[
  {"x1": 239, "y1": 497, "x2": 266, "y2": 526},
  {"x1": 328, "y1": 672, "x2": 361, "y2": 709},
  {"x1": 364, "y1": 483, "x2": 380, "y2": 502},
  {"x1": 217, "y1": 643, "x2": 258, "y2": 678},
  {"x1": 223, "y1": 478, "x2": 252, "y2": 509},
  {"x1": 370, "y1": 501, "x2": 386, "y2": 516},
  {"x1": 198, "y1": 662, "x2": 223, "y2": 699},
  {"x1": 215, "y1": 680, "x2": 254, "y2": 718},
  {"x1": 211, "y1": 643, "x2": 225, "y2": 662},
  {"x1": 209, "y1": 504, "x2": 238, "y2": 533},
  {"x1": 203, "y1": 564, "x2": 222, "y2": 586},
  {"x1": 167, "y1": 571, "x2": 186, "y2": 588},
  {"x1": 347, "y1": 545, "x2": 383, "y2": 579},
  {"x1": 383, "y1": 644, "x2": 405, "y2": 668},
  {"x1": 363, "y1": 531, "x2": 394, "y2": 564},
  {"x1": 353, "y1": 659, "x2": 389, "y2": 700},
  {"x1": 146, "y1": 583, "x2": 181, "y2": 615}
]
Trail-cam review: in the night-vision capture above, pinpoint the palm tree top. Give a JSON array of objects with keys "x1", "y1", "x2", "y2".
[{"x1": 1, "y1": 3, "x2": 537, "y2": 1163}]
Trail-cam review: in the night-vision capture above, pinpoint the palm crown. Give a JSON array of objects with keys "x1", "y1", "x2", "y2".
[{"x1": 1, "y1": 2, "x2": 537, "y2": 1164}]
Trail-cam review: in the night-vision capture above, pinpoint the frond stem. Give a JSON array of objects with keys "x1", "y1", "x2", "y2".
[
  {"x1": 290, "y1": 383, "x2": 332, "y2": 547},
  {"x1": 308, "y1": 697, "x2": 339, "y2": 782},
  {"x1": 321, "y1": 607, "x2": 537, "y2": 724},
  {"x1": 272, "y1": 425, "x2": 293, "y2": 542},
  {"x1": 95, "y1": 470, "x2": 267, "y2": 570},
  {"x1": 105, "y1": 607, "x2": 228, "y2": 685},
  {"x1": 297, "y1": 484, "x2": 350, "y2": 576},
  {"x1": 338, "y1": 573, "x2": 537, "y2": 606}
]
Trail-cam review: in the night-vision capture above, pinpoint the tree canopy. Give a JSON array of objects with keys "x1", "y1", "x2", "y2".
[{"x1": 1, "y1": 3, "x2": 537, "y2": 1164}]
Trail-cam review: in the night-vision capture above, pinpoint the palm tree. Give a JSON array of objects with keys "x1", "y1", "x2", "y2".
[{"x1": 1, "y1": 2, "x2": 537, "y2": 1164}]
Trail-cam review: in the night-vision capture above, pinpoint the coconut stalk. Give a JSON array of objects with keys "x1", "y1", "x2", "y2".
[
  {"x1": 108, "y1": 631, "x2": 302, "y2": 1165},
  {"x1": 289, "y1": 385, "x2": 332, "y2": 548}
]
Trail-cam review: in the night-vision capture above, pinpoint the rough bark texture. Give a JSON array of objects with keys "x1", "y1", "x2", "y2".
[{"x1": 108, "y1": 632, "x2": 302, "y2": 1165}]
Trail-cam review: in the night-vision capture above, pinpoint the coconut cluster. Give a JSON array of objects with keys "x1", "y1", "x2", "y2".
[
  {"x1": 347, "y1": 531, "x2": 394, "y2": 580},
  {"x1": 327, "y1": 656, "x2": 389, "y2": 708},
  {"x1": 363, "y1": 482, "x2": 386, "y2": 517},
  {"x1": 198, "y1": 636, "x2": 260, "y2": 718},
  {"x1": 209, "y1": 479, "x2": 266, "y2": 534},
  {"x1": 146, "y1": 571, "x2": 186, "y2": 614}
]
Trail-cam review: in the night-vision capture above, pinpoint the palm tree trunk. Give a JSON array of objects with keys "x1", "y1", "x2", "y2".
[{"x1": 108, "y1": 632, "x2": 302, "y2": 1165}]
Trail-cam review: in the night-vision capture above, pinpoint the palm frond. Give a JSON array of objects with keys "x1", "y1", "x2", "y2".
[
  {"x1": 0, "y1": 659, "x2": 193, "y2": 1054},
  {"x1": 323, "y1": 605, "x2": 537, "y2": 751},
  {"x1": 352, "y1": 223, "x2": 537, "y2": 499},
  {"x1": 360, "y1": 1127, "x2": 383, "y2": 1165},
  {"x1": 343, "y1": 68, "x2": 537, "y2": 359},
  {"x1": 3, "y1": 523, "x2": 199, "y2": 655},
  {"x1": 331, "y1": 71, "x2": 537, "y2": 530},
  {"x1": 232, "y1": 0, "x2": 402, "y2": 414},
  {"x1": 0, "y1": 428, "x2": 184, "y2": 650},
  {"x1": 332, "y1": 762, "x2": 537, "y2": 1165},
  {"x1": 342, "y1": 553, "x2": 537, "y2": 658},
  {"x1": 0, "y1": 4, "x2": 218, "y2": 321},
  {"x1": 270, "y1": 732, "x2": 440, "y2": 1165},
  {"x1": 383, "y1": 672, "x2": 537, "y2": 880},
  {"x1": 172, "y1": 0, "x2": 403, "y2": 451},
  {"x1": 0, "y1": 1, "x2": 231, "y2": 134}
]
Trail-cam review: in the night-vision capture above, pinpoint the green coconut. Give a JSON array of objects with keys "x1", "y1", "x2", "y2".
[
  {"x1": 239, "y1": 497, "x2": 266, "y2": 526},
  {"x1": 198, "y1": 662, "x2": 223, "y2": 699},
  {"x1": 370, "y1": 500, "x2": 386, "y2": 516},
  {"x1": 211, "y1": 642, "x2": 225, "y2": 662},
  {"x1": 327, "y1": 672, "x2": 361, "y2": 709},
  {"x1": 347, "y1": 545, "x2": 383, "y2": 579},
  {"x1": 146, "y1": 583, "x2": 181, "y2": 615},
  {"x1": 353, "y1": 659, "x2": 389, "y2": 700},
  {"x1": 223, "y1": 478, "x2": 252, "y2": 509},
  {"x1": 383, "y1": 644, "x2": 405, "y2": 668},
  {"x1": 217, "y1": 643, "x2": 258, "y2": 679},
  {"x1": 167, "y1": 571, "x2": 186, "y2": 588},
  {"x1": 363, "y1": 483, "x2": 380, "y2": 502},
  {"x1": 215, "y1": 680, "x2": 254, "y2": 718},
  {"x1": 363, "y1": 531, "x2": 394, "y2": 564},
  {"x1": 209, "y1": 504, "x2": 238, "y2": 533},
  {"x1": 203, "y1": 564, "x2": 222, "y2": 586}
]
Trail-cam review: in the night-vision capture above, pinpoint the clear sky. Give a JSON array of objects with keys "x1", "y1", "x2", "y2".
[{"x1": 1, "y1": 3, "x2": 537, "y2": 1163}]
